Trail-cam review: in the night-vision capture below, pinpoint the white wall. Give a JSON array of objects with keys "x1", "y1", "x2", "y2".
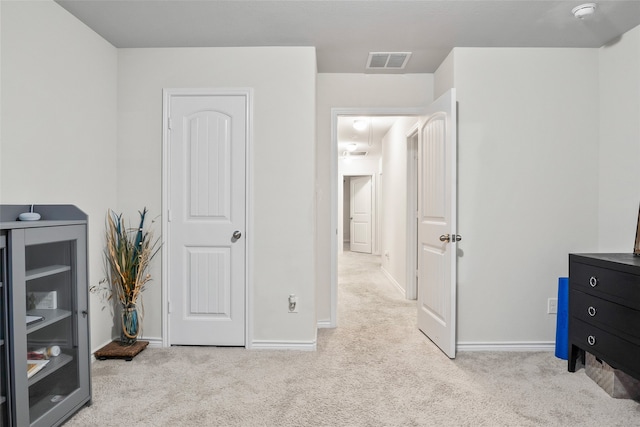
[
  {"x1": 380, "y1": 117, "x2": 419, "y2": 294},
  {"x1": 598, "y1": 25, "x2": 640, "y2": 251},
  {"x1": 1, "y1": 0, "x2": 119, "y2": 351},
  {"x1": 433, "y1": 51, "x2": 455, "y2": 100},
  {"x1": 117, "y1": 47, "x2": 317, "y2": 346},
  {"x1": 316, "y1": 74, "x2": 433, "y2": 324},
  {"x1": 435, "y1": 48, "x2": 600, "y2": 346}
]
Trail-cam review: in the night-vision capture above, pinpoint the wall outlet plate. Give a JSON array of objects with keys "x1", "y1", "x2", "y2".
[{"x1": 288, "y1": 295, "x2": 298, "y2": 313}]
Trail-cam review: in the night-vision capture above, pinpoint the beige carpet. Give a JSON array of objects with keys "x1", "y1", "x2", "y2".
[{"x1": 66, "y1": 250, "x2": 639, "y2": 426}]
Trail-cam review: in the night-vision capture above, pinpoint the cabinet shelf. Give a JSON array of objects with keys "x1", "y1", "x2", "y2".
[
  {"x1": 27, "y1": 353, "x2": 73, "y2": 387},
  {"x1": 25, "y1": 265, "x2": 70, "y2": 282},
  {"x1": 26, "y1": 310, "x2": 72, "y2": 334},
  {"x1": 30, "y1": 392, "x2": 68, "y2": 425}
]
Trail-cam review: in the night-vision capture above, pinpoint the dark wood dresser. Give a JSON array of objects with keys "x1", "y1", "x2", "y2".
[{"x1": 568, "y1": 253, "x2": 640, "y2": 380}]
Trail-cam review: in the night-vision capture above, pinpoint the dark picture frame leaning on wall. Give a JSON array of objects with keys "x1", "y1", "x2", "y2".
[{"x1": 635, "y1": 203, "x2": 640, "y2": 256}]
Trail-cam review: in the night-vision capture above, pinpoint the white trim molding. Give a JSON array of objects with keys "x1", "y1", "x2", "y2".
[
  {"x1": 457, "y1": 341, "x2": 555, "y2": 352},
  {"x1": 251, "y1": 340, "x2": 317, "y2": 351},
  {"x1": 162, "y1": 88, "x2": 253, "y2": 348},
  {"x1": 317, "y1": 320, "x2": 333, "y2": 329},
  {"x1": 381, "y1": 266, "x2": 405, "y2": 298}
]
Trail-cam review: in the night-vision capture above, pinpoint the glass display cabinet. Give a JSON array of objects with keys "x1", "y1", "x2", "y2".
[{"x1": 0, "y1": 205, "x2": 90, "y2": 427}]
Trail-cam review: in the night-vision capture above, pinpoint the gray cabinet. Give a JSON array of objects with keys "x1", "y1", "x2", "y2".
[
  {"x1": 1, "y1": 234, "x2": 11, "y2": 425},
  {"x1": 0, "y1": 205, "x2": 91, "y2": 426}
]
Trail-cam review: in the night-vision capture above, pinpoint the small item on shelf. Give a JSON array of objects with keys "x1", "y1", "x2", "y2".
[
  {"x1": 27, "y1": 359, "x2": 49, "y2": 379},
  {"x1": 18, "y1": 204, "x2": 41, "y2": 221},
  {"x1": 27, "y1": 291, "x2": 58, "y2": 310},
  {"x1": 26, "y1": 315, "x2": 44, "y2": 325},
  {"x1": 27, "y1": 346, "x2": 61, "y2": 360}
]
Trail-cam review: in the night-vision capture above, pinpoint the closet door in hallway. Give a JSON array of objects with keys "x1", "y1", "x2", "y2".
[{"x1": 349, "y1": 176, "x2": 372, "y2": 254}]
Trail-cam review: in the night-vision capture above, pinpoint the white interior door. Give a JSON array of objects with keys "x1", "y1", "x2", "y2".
[
  {"x1": 167, "y1": 92, "x2": 246, "y2": 346},
  {"x1": 350, "y1": 176, "x2": 372, "y2": 253},
  {"x1": 417, "y1": 89, "x2": 458, "y2": 358}
]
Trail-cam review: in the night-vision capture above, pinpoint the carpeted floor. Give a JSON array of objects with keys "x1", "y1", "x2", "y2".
[{"x1": 66, "y1": 250, "x2": 640, "y2": 426}]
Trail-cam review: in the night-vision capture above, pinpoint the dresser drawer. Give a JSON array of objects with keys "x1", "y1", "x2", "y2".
[
  {"x1": 570, "y1": 262, "x2": 640, "y2": 308},
  {"x1": 570, "y1": 318, "x2": 640, "y2": 381},
  {"x1": 570, "y1": 289, "x2": 640, "y2": 343}
]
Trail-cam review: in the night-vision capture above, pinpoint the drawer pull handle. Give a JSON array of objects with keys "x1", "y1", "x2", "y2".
[
  {"x1": 587, "y1": 306, "x2": 597, "y2": 317},
  {"x1": 587, "y1": 335, "x2": 596, "y2": 346},
  {"x1": 589, "y1": 276, "x2": 598, "y2": 287}
]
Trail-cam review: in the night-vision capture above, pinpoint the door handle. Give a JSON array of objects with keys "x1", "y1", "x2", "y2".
[
  {"x1": 440, "y1": 234, "x2": 462, "y2": 243},
  {"x1": 232, "y1": 230, "x2": 242, "y2": 240}
]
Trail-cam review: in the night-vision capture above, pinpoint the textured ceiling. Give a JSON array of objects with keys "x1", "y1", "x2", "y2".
[{"x1": 55, "y1": 0, "x2": 640, "y2": 73}]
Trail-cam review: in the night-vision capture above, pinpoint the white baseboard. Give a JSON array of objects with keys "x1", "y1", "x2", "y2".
[
  {"x1": 317, "y1": 319, "x2": 334, "y2": 329},
  {"x1": 141, "y1": 337, "x2": 163, "y2": 348},
  {"x1": 250, "y1": 340, "x2": 317, "y2": 351},
  {"x1": 381, "y1": 266, "x2": 405, "y2": 297},
  {"x1": 457, "y1": 341, "x2": 555, "y2": 352}
]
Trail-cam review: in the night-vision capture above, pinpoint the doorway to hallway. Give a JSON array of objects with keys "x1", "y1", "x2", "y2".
[{"x1": 331, "y1": 108, "x2": 423, "y2": 330}]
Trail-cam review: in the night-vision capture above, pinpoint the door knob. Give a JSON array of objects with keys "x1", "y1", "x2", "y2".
[
  {"x1": 232, "y1": 230, "x2": 242, "y2": 240},
  {"x1": 440, "y1": 234, "x2": 462, "y2": 243}
]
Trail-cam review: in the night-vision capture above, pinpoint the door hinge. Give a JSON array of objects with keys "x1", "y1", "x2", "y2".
[
  {"x1": 168, "y1": 300, "x2": 171, "y2": 314},
  {"x1": 168, "y1": 118, "x2": 173, "y2": 130},
  {"x1": 167, "y1": 209, "x2": 172, "y2": 222}
]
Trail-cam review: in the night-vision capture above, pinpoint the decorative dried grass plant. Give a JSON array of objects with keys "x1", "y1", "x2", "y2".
[{"x1": 105, "y1": 208, "x2": 160, "y2": 308}]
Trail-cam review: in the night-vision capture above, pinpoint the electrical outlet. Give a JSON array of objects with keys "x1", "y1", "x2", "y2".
[
  {"x1": 288, "y1": 294, "x2": 298, "y2": 313},
  {"x1": 547, "y1": 298, "x2": 558, "y2": 314}
]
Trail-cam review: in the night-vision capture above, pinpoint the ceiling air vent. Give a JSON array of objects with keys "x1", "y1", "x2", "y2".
[
  {"x1": 366, "y1": 52, "x2": 412, "y2": 70},
  {"x1": 343, "y1": 151, "x2": 368, "y2": 157}
]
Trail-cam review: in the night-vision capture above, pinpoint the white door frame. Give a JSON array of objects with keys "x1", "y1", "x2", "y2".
[
  {"x1": 330, "y1": 107, "x2": 424, "y2": 327},
  {"x1": 405, "y1": 124, "x2": 419, "y2": 300},
  {"x1": 162, "y1": 88, "x2": 253, "y2": 347}
]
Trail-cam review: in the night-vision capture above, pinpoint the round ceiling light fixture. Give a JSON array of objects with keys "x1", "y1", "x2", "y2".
[
  {"x1": 572, "y1": 3, "x2": 597, "y2": 19},
  {"x1": 346, "y1": 143, "x2": 358, "y2": 152},
  {"x1": 353, "y1": 120, "x2": 367, "y2": 131}
]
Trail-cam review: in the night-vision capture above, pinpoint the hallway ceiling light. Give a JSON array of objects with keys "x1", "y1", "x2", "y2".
[
  {"x1": 572, "y1": 3, "x2": 596, "y2": 19},
  {"x1": 353, "y1": 120, "x2": 367, "y2": 131},
  {"x1": 343, "y1": 151, "x2": 368, "y2": 157},
  {"x1": 346, "y1": 143, "x2": 358, "y2": 152}
]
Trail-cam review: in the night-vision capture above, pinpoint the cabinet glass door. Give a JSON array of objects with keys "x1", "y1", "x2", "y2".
[
  {"x1": 12, "y1": 225, "x2": 89, "y2": 427},
  {"x1": 0, "y1": 234, "x2": 10, "y2": 426},
  {"x1": 25, "y1": 236, "x2": 79, "y2": 422}
]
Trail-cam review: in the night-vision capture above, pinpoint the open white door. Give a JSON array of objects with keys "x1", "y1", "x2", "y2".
[
  {"x1": 349, "y1": 176, "x2": 372, "y2": 253},
  {"x1": 417, "y1": 89, "x2": 458, "y2": 358}
]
